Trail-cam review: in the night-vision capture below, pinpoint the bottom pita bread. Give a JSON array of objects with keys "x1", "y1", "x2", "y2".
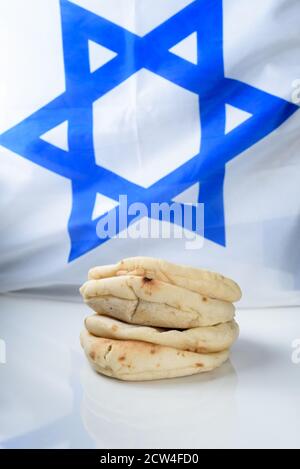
[
  {"x1": 80, "y1": 329, "x2": 229, "y2": 381},
  {"x1": 85, "y1": 315, "x2": 239, "y2": 353}
]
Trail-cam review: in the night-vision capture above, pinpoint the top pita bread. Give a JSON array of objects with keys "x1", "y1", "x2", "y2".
[{"x1": 88, "y1": 257, "x2": 241, "y2": 303}]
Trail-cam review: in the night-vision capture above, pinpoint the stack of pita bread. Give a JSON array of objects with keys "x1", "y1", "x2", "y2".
[{"x1": 80, "y1": 257, "x2": 241, "y2": 381}]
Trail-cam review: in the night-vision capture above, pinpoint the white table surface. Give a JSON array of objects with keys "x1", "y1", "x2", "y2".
[{"x1": 0, "y1": 293, "x2": 299, "y2": 449}]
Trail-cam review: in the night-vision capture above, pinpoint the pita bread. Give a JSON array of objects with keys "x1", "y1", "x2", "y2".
[
  {"x1": 80, "y1": 276, "x2": 235, "y2": 328},
  {"x1": 85, "y1": 315, "x2": 239, "y2": 353},
  {"x1": 80, "y1": 329, "x2": 229, "y2": 381},
  {"x1": 88, "y1": 257, "x2": 242, "y2": 302}
]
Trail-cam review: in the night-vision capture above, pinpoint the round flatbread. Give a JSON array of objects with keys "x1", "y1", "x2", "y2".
[
  {"x1": 85, "y1": 315, "x2": 239, "y2": 353},
  {"x1": 80, "y1": 329, "x2": 230, "y2": 381},
  {"x1": 80, "y1": 276, "x2": 235, "y2": 328},
  {"x1": 88, "y1": 257, "x2": 242, "y2": 302}
]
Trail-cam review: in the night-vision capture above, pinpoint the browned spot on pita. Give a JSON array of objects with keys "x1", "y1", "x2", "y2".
[
  {"x1": 150, "y1": 348, "x2": 156, "y2": 355},
  {"x1": 141, "y1": 277, "x2": 157, "y2": 297},
  {"x1": 195, "y1": 363, "x2": 204, "y2": 367},
  {"x1": 202, "y1": 297, "x2": 208, "y2": 302},
  {"x1": 89, "y1": 351, "x2": 96, "y2": 360},
  {"x1": 118, "y1": 355, "x2": 126, "y2": 362},
  {"x1": 112, "y1": 325, "x2": 118, "y2": 332},
  {"x1": 142, "y1": 276, "x2": 153, "y2": 284}
]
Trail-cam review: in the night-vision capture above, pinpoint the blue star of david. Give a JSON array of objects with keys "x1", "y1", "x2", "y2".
[{"x1": 0, "y1": 0, "x2": 298, "y2": 261}]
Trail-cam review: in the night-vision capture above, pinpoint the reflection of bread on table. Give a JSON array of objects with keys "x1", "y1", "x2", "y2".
[{"x1": 80, "y1": 360, "x2": 238, "y2": 449}]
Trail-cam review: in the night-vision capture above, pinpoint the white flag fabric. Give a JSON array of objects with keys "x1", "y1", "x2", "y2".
[{"x1": 0, "y1": 0, "x2": 299, "y2": 307}]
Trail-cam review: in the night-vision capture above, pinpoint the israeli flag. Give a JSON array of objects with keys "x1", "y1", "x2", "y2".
[{"x1": 0, "y1": 0, "x2": 299, "y2": 307}]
